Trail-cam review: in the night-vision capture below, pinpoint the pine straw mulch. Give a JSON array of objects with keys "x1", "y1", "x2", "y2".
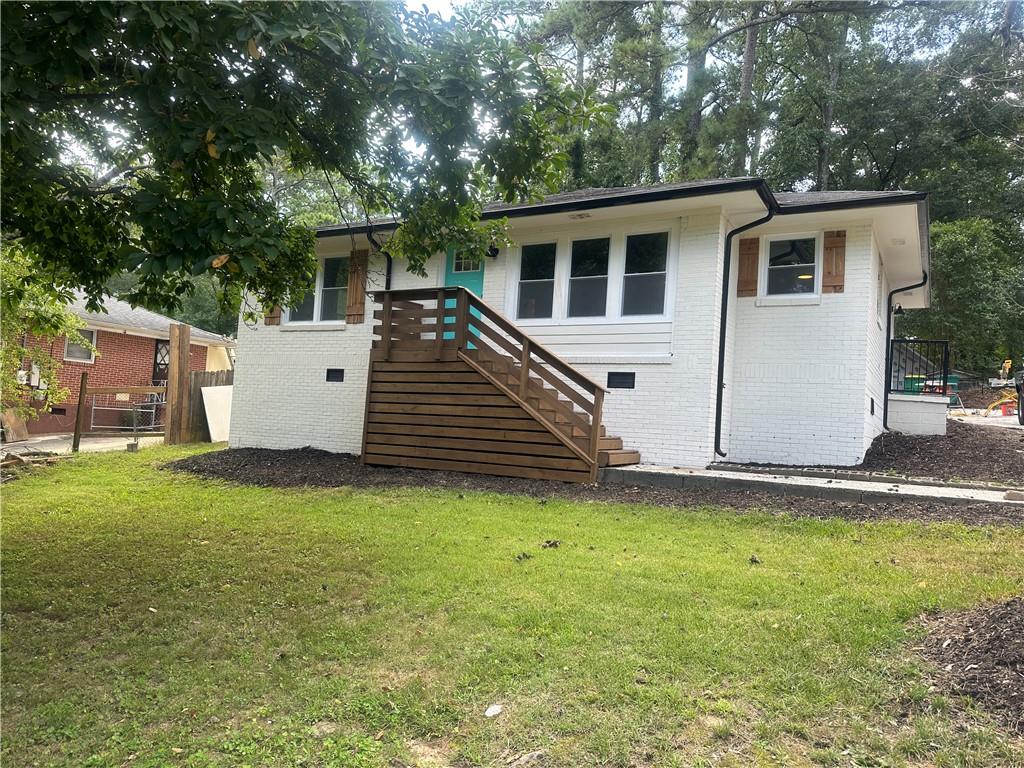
[
  {"x1": 168, "y1": 448, "x2": 1024, "y2": 527},
  {"x1": 917, "y1": 597, "x2": 1024, "y2": 734},
  {"x1": 858, "y1": 420, "x2": 1024, "y2": 487}
]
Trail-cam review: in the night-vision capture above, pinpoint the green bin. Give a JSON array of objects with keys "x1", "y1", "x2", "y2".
[{"x1": 903, "y1": 375, "x2": 925, "y2": 393}]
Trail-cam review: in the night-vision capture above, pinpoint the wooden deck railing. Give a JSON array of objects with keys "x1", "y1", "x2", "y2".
[{"x1": 371, "y1": 287, "x2": 606, "y2": 474}]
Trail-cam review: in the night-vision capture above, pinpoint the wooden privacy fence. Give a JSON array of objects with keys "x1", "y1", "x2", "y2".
[
  {"x1": 185, "y1": 369, "x2": 234, "y2": 442},
  {"x1": 364, "y1": 287, "x2": 606, "y2": 481}
]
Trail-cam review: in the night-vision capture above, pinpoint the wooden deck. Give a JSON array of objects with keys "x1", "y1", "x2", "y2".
[{"x1": 362, "y1": 287, "x2": 640, "y2": 482}]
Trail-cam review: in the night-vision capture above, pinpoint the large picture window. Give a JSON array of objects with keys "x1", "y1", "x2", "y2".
[
  {"x1": 568, "y1": 237, "x2": 610, "y2": 317},
  {"x1": 517, "y1": 243, "x2": 556, "y2": 319},
  {"x1": 622, "y1": 232, "x2": 668, "y2": 315},
  {"x1": 64, "y1": 329, "x2": 96, "y2": 363},
  {"x1": 287, "y1": 256, "x2": 349, "y2": 323},
  {"x1": 766, "y1": 237, "x2": 817, "y2": 295}
]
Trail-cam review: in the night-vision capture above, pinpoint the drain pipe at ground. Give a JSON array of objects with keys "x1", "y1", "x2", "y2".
[{"x1": 882, "y1": 271, "x2": 928, "y2": 429}]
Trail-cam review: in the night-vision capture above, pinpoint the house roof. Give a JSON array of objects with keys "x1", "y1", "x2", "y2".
[
  {"x1": 70, "y1": 293, "x2": 233, "y2": 347},
  {"x1": 315, "y1": 179, "x2": 927, "y2": 238}
]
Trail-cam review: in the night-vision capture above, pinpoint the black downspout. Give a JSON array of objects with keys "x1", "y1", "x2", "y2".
[
  {"x1": 384, "y1": 253, "x2": 393, "y2": 290},
  {"x1": 713, "y1": 207, "x2": 775, "y2": 457},
  {"x1": 882, "y1": 271, "x2": 928, "y2": 429}
]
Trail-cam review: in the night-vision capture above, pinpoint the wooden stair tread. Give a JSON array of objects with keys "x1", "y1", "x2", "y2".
[{"x1": 598, "y1": 447, "x2": 641, "y2": 467}]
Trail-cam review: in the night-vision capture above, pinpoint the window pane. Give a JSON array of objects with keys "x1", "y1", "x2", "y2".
[
  {"x1": 322, "y1": 257, "x2": 349, "y2": 289},
  {"x1": 768, "y1": 265, "x2": 815, "y2": 295},
  {"x1": 518, "y1": 281, "x2": 554, "y2": 319},
  {"x1": 625, "y1": 232, "x2": 668, "y2": 274},
  {"x1": 453, "y1": 252, "x2": 481, "y2": 273},
  {"x1": 623, "y1": 273, "x2": 666, "y2": 315},
  {"x1": 320, "y1": 287, "x2": 348, "y2": 321},
  {"x1": 289, "y1": 291, "x2": 315, "y2": 321},
  {"x1": 65, "y1": 330, "x2": 94, "y2": 361},
  {"x1": 568, "y1": 276, "x2": 608, "y2": 317},
  {"x1": 521, "y1": 243, "x2": 556, "y2": 280},
  {"x1": 768, "y1": 238, "x2": 815, "y2": 267},
  {"x1": 570, "y1": 238, "x2": 609, "y2": 277}
]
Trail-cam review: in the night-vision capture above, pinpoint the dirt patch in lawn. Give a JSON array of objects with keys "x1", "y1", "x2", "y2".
[
  {"x1": 168, "y1": 448, "x2": 1024, "y2": 527},
  {"x1": 918, "y1": 597, "x2": 1023, "y2": 734},
  {"x1": 858, "y1": 420, "x2": 1024, "y2": 486}
]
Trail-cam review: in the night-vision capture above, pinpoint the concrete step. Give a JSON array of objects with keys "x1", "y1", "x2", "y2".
[{"x1": 599, "y1": 449, "x2": 642, "y2": 467}]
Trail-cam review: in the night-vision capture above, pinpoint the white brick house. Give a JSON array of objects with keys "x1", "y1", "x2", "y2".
[{"x1": 230, "y1": 179, "x2": 934, "y2": 470}]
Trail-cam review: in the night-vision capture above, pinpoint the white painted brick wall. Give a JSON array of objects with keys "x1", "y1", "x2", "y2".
[{"x1": 724, "y1": 222, "x2": 877, "y2": 465}]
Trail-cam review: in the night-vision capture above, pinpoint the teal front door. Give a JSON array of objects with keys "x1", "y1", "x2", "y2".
[{"x1": 444, "y1": 247, "x2": 484, "y2": 342}]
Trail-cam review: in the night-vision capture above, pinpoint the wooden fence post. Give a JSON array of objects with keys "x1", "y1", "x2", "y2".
[
  {"x1": 72, "y1": 371, "x2": 88, "y2": 452},
  {"x1": 165, "y1": 324, "x2": 191, "y2": 444}
]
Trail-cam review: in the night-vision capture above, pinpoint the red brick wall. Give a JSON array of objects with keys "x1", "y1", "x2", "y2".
[{"x1": 24, "y1": 330, "x2": 208, "y2": 434}]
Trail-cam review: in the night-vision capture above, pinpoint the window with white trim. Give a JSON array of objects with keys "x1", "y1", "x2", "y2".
[
  {"x1": 64, "y1": 329, "x2": 96, "y2": 363},
  {"x1": 568, "y1": 237, "x2": 610, "y2": 317},
  {"x1": 517, "y1": 242, "x2": 556, "y2": 319},
  {"x1": 286, "y1": 256, "x2": 349, "y2": 323},
  {"x1": 765, "y1": 237, "x2": 818, "y2": 295},
  {"x1": 622, "y1": 232, "x2": 668, "y2": 315}
]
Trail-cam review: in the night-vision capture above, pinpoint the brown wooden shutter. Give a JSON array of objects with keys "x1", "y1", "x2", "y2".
[
  {"x1": 346, "y1": 249, "x2": 369, "y2": 324},
  {"x1": 736, "y1": 237, "x2": 759, "y2": 297},
  {"x1": 263, "y1": 305, "x2": 282, "y2": 326},
  {"x1": 822, "y1": 230, "x2": 846, "y2": 293}
]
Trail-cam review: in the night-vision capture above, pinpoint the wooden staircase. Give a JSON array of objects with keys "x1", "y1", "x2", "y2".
[{"x1": 363, "y1": 287, "x2": 640, "y2": 482}]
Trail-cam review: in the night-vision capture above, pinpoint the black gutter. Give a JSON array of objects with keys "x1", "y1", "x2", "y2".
[
  {"x1": 713, "y1": 206, "x2": 776, "y2": 458},
  {"x1": 772, "y1": 191, "x2": 927, "y2": 215},
  {"x1": 882, "y1": 271, "x2": 929, "y2": 429}
]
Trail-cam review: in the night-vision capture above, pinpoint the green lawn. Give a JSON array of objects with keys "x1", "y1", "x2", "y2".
[{"x1": 3, "y1": 446, "x2": 1022, "y2": 767}]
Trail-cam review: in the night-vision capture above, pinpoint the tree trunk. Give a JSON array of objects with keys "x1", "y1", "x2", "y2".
[
  {"x1": 730, "y1": 3, "x2": 761, "y2": 177},
  {"x1": 815, "y1": 16, "x2": 849, "y2": 191},
  {"x1": 646, "y1": 0, "x2": 666, "y2": 183},
  {"x1": 569, "y1": 39, "x2": 586, "y2": 187},
  {"x1": 680, "y1": 2, "x2": 712, "y2": 173}
]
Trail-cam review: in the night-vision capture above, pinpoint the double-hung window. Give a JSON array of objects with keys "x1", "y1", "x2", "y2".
[
  {"x1": 517, "y1": 243, "x2": 556, "y2": 319},
  {"x1": 287, "y1": 256, "x2": 349, "y2": 323},
  {"x1": 568, "y1": 237, "x2": 610, "y2": 317},
  {"x1": 64, "y1": 329, "x2": 96, "y2": 363},
  {"x1": 765, "y1": 237, "x2": 818, "y2": 296},
  {"x1": 622, "y1": 232, "x2": 668, "y2": 315}
]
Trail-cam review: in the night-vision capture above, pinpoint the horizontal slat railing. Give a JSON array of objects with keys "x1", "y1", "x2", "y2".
[{"x1": 370, "y1": 287, "x2": 606, "y2": 476}]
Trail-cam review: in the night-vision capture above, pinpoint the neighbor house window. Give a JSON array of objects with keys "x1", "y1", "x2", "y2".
[
  {"x1": 622, "y1": 232, "x2": 668, "y2": 315},
  {"x1": 64, "y1": 329, "x2": 95, "y2": 363},
  {"x1": 568, "y1": 237, "x2": 610, "y2": 317},
  {"x1": 766, "y1": 237, "x2": 817, "y2": 295},
  {"x1": 517, "y1": 243, "x2": 556, "y2": 319},
  {"x1": 287, "y1": 256, "x2": 349, "y2": 323}
]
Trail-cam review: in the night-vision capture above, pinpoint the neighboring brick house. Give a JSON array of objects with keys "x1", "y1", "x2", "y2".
[
  {"x1": 25, "y1": 294, "x2": 234, "y2": 434},
  {"x1": 230, "y1": 179, "x2": 937, "y2": 473}
]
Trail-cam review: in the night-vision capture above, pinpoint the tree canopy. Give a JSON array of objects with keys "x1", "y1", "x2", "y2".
[{"x1": 1, "y1": 0, "x2": 584, "y2": 315}]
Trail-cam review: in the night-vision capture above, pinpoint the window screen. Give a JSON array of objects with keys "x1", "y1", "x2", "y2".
[
  {"x1": 319, "y1": 256, "x2": 349, "y2": 321},
  {"x1": 568, "y1": 237, "x2": 609, "y2": 317},
  {"x1": 767, "y1": 238, "x2": 816, "y2": 295},
  {"x1": 517, "y1": 243, "x2": 556, "y2": 319},
  {"x1": 64, "y1": 329, "x2": 95, "y2": 362},
  {"x1": 623, "y1": 232, "x2": 668, "y2": 315}
]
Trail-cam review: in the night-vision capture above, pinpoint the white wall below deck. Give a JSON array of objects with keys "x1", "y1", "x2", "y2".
[{"x1": 886, "y1": 394, "x2": 948, "y2": 435}]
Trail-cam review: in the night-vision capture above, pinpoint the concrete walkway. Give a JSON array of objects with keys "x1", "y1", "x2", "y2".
[
  {"x1": 2, "y1": 432, "x2": 164, "y2": 456},
  {"x1": 601, "y1": 465, "x2": 1024, "y2": 506},
  {"x1": 948, "y1": 412, "x2": 1023, "y2": 430}
]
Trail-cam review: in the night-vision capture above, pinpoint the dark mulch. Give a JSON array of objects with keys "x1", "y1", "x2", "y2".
[
  {"x1": 918, "y1": 597, "x2": 1024, "y2": 733},
  {"x1": 859, "y1": 420, "x2": 1024, "y2": 486},
  {"x1": 168, "y1": 448, "x2": 1024, "y2": 527},
  {"x1": 957, "y1": 386, "x2": 1014, "y2": 410}
]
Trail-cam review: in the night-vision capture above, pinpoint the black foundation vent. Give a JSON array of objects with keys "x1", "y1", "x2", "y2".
[{"x1": 607, "y1": 372, "x2": 635, "y2": 389}]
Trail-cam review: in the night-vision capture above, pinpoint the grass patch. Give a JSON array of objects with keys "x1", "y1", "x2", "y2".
[{"x1": 3, "y1": 445, "x2": 1023, "y2": 767}]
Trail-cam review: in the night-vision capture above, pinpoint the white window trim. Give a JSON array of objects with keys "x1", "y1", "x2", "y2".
[
  {"x1": 451, "y1": 251, "x2": 482, "y2": 274},
  {"x1": 508, "y1": 219, "x2": 678, "y2": 326},
  {"x1": 283, "y1": 252, "x2": 349, "y2": 329},
  {"x1": 756, "y1": 231, "x2": 823, "y2": 307},
  {"x1": 64, "y1": 328, "x2": 96, "y2": 363},
  {"x1": 566, "y1": 232, "x2": 614, "y2": 320},
  {"x1": 513, "y1": 240, "x2": 558, "y2": 321}
]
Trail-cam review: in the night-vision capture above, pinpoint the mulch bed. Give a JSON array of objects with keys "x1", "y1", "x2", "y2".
[
  {"x1": 918, "y1": 597, "x2": 1024, "y2": 734},
  {"x1": 168, "y1": 448, "x2": 1024, "y2": 527},
  {"x1": 858, "y1": 420, "x2": 1024, "y2": 486},
  {"x1": 957, "y1": 386, "x2": 1015, "y2": 410}
]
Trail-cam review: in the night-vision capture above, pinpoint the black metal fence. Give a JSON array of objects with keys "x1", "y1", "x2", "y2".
[{"x1": 888, "y1": 339, "x2": 949, "y2": 395}]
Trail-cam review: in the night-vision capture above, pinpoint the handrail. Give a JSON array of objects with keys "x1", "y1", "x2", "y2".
[{"x1": 371, "y1": 286, "x2": 606, "y2": 475}]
